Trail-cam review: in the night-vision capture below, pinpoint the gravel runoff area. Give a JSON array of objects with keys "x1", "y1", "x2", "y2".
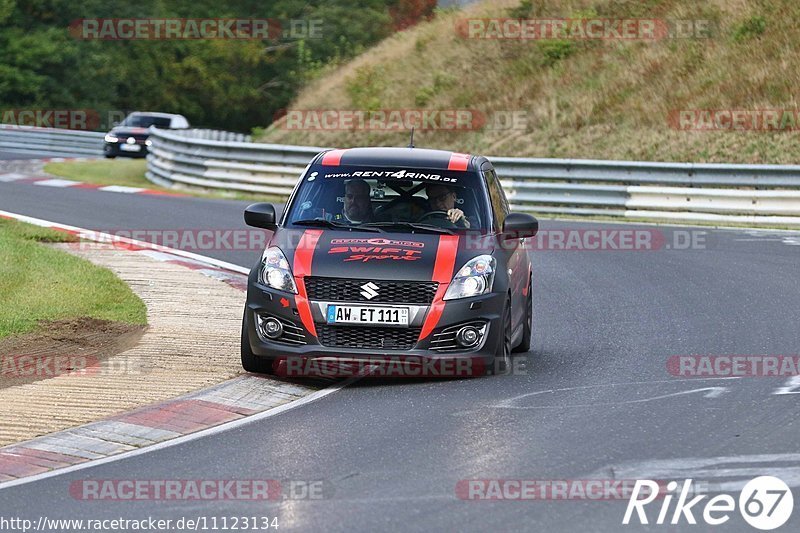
[{"x1": 0, "y1": 241, "x2": 247, "y2": 446}]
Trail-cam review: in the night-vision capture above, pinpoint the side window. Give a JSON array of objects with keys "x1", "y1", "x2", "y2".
[{"x1": 483, "y1": 169, "x2": 509, "y2": 229}]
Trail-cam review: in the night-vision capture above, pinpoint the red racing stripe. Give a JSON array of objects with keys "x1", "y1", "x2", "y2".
[
  {"x1": 293, "y1": 230, "x2": 323, "y2": 337},
  {"x1": 447, "y1": 152, "x2": 471, "y2": 171},
  {"x1": 419, "y1": 235, "x2": 460, "y2": 340},
  {"x1": 321, "y1": 149, "x2": 347, "y2": 166}
]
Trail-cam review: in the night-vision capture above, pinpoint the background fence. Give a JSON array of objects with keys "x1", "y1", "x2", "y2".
[
  {"x1": 0, "y1": 126, "x2": 104, "y2": 157},
  {"x1": 5, "y1": 125, "x2": 800, "y2": 226},
  {"x1": 146, "y1": 127, "x2": 800, "y2": 226}
]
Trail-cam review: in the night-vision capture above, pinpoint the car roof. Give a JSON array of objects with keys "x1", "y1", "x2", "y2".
[
  {"x1": 128, "y1": 112, "x2": 185, "y2": 119},
  {"x1": 313, "y1": 147, "x2": 481, "y2": 172}
]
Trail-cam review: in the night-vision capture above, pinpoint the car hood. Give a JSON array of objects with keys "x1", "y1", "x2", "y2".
[{"x1": 270, "y1": 228, "x2": 495, "y2": 282}]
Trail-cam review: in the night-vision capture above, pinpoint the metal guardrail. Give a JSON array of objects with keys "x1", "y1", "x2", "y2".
[
  {"x1": 145, "y1": 128, "x2": 800, "y2": 226},
  {"x1": 146, "y1": 128, "x2": 324, "y2": 195},
  {"x1": 0, "y1": 125, "x2": 104, "y2": 157}
]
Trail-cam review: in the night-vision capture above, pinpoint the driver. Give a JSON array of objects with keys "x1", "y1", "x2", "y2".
[
  {"x1": 424, "y1": 184, "x2": 470, "y2": 228},
  {"x1": 334, "y1": 179, "x2": 374, "y2": 223}
]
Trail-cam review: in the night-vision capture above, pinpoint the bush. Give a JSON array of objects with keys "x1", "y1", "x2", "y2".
[{"x1": 732, "y1": 15, "x2": 767, "y2": 41}]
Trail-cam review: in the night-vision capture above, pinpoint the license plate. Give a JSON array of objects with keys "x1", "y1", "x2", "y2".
[
  {"x1": 326, "y1": 305, "x2": 409, "y2": 326},
  {"x1": 120, "y1": 144, "x2": 141, "y2": 152}
]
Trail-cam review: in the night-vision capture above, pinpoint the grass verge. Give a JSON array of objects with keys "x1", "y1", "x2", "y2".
[{"x1": 0, "y1": 218, "x2": 147, "y2": 339}]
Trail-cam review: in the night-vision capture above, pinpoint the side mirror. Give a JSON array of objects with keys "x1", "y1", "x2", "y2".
[
  {"x1": 244, "y1": 203, "x2": 277, "y2": 231},
  {"x1": 501, "y1": 212, "x2": 538, "y2": 241}
]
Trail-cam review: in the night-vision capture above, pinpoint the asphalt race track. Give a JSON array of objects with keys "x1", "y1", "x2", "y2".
[{"x1": 1, "y1": 168, "x2": 799, "y2": 531}]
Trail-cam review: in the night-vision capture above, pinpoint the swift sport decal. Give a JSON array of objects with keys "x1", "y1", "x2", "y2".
[
  {"x1": 328, "y1": 237, "x2": 426, "y2": 263},
  {"x1": 328, "y1": 239, "x2": 424, "y2": 263}
]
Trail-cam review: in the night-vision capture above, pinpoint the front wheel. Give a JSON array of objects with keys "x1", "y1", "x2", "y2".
[
  {"x1": 241, "y1": 317, "x2": 277, "y2": 374},
  {"x1": 512, "y1": 277, "x2": 532, "y2": 353},
  {"x1": 488, "y1": 300, "x2": 512, "y2": 376}
]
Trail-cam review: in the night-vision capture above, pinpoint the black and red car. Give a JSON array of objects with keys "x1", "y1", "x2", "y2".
[
  {"x1": 241, "y1": 147, "x2": 538, "y2": 377},
  {"x1": 103, "y1": 112, "x2": 189, "y2": 158}
]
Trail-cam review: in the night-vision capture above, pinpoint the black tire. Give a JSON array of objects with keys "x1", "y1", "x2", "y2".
[
  {"x1": 512, "y1": 276, "x2": 532, "y2": 354},
  {"x1": 241, "y1": 317, "x2": 277, "y2": 374},
  {"x1": 104, "y1": 154, "x2": 116, "y2": 159},
  {"x1": 489, "y1": 300, "x2": 513, "y2": 376}
]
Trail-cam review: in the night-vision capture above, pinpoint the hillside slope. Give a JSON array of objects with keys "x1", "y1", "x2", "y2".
[{"x1": 259, "y1": 0, "x2": 800, "y2": 163}]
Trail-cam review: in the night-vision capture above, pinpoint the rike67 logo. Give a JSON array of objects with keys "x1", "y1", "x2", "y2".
[{"x1": 624, "y1": 477, "x2": 794, "y2": 530}]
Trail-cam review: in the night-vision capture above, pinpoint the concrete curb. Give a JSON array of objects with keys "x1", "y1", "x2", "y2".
[
  {"x1": 0, "y1": 210, "x2": 334, "y2": 486},
  {"x1": 0, "y1": 375, "x2": 317, "y2": 483}
]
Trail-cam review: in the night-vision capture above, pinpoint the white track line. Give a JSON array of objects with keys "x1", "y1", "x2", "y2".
[
  {"x1": 32, "y1": 179, "x2": 80, "y2": 188},
  {"x1": 0, "y1": 377, "x2": 358, "y2": 491},
  {"x1": 98, "y1": 185, "x2": 147, "y2": 193},
  {"x1": 0, "y1": 209, "x2": 249, "y2": 275},
  {"x1": 0, "y1": 173, "x2": 29, "y2": 182}
]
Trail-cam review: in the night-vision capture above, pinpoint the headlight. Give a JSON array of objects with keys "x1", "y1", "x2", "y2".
[
  {"x1": 145, "y1": 139, "x2": 152, "y2": 147},
  {"x1": 443, "y1": 255, "x2": 495, "y2": 300},
  {"x1": 260, "y1": 247, "x2": 297, "y2": 293},
  {"x1": 104, "y1": 134, "x2": 118, "y2": 143}
]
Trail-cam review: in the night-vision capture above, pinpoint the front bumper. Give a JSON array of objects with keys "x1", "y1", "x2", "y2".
[
  {"x1": 104, "y1": 142, "x2": 149, "y2": 158},
  {"x1": 243, "y1": 273, "x2": 505, "y2": 376}
]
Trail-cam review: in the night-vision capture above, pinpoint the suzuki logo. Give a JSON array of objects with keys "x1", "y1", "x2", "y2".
[{"x1": 360, "y1": 282, "x2": 379, "y2": 300}]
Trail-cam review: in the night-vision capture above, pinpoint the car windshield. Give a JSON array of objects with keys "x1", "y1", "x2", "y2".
[
  {"x1": 285, "y1": 165, "x2": 490, "y2": 232},
  {"x1": 121, "y1": 115, "x2": 172, "y2": 128}
]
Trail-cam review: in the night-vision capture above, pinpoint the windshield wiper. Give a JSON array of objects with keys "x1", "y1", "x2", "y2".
[
  {"x1": 293, "y1": 219, "x2": 383, "y2": 232},
  {"x1": 362, "y1": 221, "x2": 455, "y2": 235}
]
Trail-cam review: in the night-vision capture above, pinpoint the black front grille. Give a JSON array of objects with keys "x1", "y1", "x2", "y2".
[
  {"x1": 317, "y1": 325, "x2": 421, "y2": 350},
  {"x1": 305, "y1": 277, "x2": 438, "y2": 304}
]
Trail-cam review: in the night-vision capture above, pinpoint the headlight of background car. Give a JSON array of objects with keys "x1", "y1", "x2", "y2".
[
  {"x1": 104, "y1": 134, "x2": 118, "y2": 143},
  {"x1": 260, "y1": 247, "x2": 297, "y2": 293},
  {"x1": 443, "y1": 255, "x2": 495, "y2": 300}
]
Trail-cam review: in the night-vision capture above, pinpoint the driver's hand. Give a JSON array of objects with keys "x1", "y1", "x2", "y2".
[{"x1": 447, "y1": 208, "x2": 469, "y2": 227}]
